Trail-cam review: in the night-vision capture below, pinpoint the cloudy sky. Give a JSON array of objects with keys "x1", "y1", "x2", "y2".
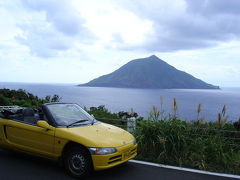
[{"x1": 1, "y1": 0, "x2": 240, "y2": 87}]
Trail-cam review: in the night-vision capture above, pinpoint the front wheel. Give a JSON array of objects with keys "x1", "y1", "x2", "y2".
[{"x1": 64, "y1": 146, "x2": 92, "y2": 178}]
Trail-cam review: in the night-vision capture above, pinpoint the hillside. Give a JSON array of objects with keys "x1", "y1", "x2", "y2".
[
  {"x1": 79, "y1": 55, "x2": 219, "y2": 89},
  {"x1": 0, "y1": 88, "x2": 61, "y2": 108}
]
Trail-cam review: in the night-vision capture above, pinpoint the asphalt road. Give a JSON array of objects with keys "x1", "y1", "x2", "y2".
[{"x1": 0, "y1": 149, "x2": 237, "y2": 180}]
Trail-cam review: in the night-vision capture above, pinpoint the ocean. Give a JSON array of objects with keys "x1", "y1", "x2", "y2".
[{"x1": 0, "y1": 82, "x2": 240, "y2": 122}]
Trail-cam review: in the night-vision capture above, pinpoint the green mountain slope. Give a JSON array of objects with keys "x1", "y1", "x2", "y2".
[{"x1": 79, "y1": 55, "x2": 219, "y2": 89}]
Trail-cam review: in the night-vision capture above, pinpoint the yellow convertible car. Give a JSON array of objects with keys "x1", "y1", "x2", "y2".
[{"x1": 0, "y1": 103, "x2": 137, "y2": 178}]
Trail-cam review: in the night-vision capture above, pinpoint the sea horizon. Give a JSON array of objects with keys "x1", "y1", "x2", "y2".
[{"x1": 1, "y1": 82, "x2": 240, "y2": 122}]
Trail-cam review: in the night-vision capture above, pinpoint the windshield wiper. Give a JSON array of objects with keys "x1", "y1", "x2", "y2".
[
  {"x1": 67, "y1": 120, "x2": 89, "y2": 128},
  {"x1": 91, "y1": 118, "x2": 95, "y2": 125}
]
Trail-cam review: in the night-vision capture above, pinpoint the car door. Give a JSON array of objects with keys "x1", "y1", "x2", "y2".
[{"x1": 3, "y1": 119, "x2": 55, "y2": 158}]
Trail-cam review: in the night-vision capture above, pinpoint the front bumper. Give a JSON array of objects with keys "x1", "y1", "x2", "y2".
[{"x1": 92, "y1": 143, "x2": 137, "y2": 171}]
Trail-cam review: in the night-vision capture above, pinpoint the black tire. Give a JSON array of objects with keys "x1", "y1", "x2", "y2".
[{"x1": 63, "y1": 146, "x2": 93, "y2": 178}]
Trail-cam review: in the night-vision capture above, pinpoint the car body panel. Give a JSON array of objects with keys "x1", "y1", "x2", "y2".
[
  {"x1": 92, "y1": 143, "x2": 137, "y2": 170},
  {"x1": 55, "y1": 123, "x2": 134, "y2": 148},
  {"x1": 0, "y1": 103, "x2": 137, "y2": 171},
  {"x1": 0, "y1": 119, "x2": 57, "y2": 159}
]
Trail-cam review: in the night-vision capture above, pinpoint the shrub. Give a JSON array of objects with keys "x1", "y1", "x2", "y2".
[
  {"x1": 134, "y1": 118, "x2": 240, "y2": 174},
  {"x1": 233, "y1": 118, "x2": 240, "y2": 130},
  {"x1": 0, "y1": 88, "x2": 55, "y2": 108}
]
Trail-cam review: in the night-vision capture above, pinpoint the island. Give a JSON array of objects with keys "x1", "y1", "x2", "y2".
[{"x1": 79, "y1": 55, "x2": 219, "y2": 89}]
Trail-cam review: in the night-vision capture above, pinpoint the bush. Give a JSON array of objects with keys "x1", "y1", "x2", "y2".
[
  {"x1": 86, "y1": 105, "x2": 127, "y2": 128},
  {"x1": 86, "y1": 105, "x2": 143, "y2": 129},
  {"x1": 234, "y1": 118, "x2": 240, "y2": 130},
  {"x1": 134, "y1": 118, "x2": 240, "y2": 174},
  {"x1": 0, "y1": 88, "x2": 56, "y2": 109}
]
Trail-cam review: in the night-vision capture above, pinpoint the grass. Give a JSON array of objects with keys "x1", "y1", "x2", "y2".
[
  {"x1": 134, "y1": 118, "x2": 240, "y2": 175},
  {"x1": 133, "y1": 98, "x2": 240, "y2": 175},
  {"x1": 90, "y1": 98, "x2": 240, "y2": 175}
]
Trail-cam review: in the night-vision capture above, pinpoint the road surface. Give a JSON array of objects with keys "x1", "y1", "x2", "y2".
[{"x1": 0, "y1": 149, "x2": 237, "y2": 180}]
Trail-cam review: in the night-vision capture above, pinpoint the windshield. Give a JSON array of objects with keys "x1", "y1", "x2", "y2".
[{"x1": 46, "y1": 103, "x2": 95, "y2": 126}]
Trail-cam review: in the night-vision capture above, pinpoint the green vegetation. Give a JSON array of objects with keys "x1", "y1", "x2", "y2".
[
  {"x1": 79, "y1": 55, "x2": 219, "y2": 89},
  {"x1": 89, "y1": 99, "x2": 240, "y2": 175},
  {"x1": 135, "y1": 119, "x2": 240, "y2": 175},
  {"x1": 87, "y1": 105, "x2": 120, "y2": 119},
  {"x1": 134, "y1": 98, "x2": 240, "y2": 175},
  {"x1": 86, "y1": 105, "x2": 142, "y2": 128},
  {"x1": 0, "y1": 88, "x2": 60, "y2": 108}
]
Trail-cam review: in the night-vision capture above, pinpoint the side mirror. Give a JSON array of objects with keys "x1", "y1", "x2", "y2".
[{"x1": 37, "y1": 120, "x2": 54, "y2": 131}]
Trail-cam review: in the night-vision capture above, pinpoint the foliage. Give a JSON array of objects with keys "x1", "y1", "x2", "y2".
[
  {"x1": 86, "y1": 100, "x2": 240, "y2": 175},
  {"x1": 171, "y1": 98, "x2": 178, "y2": 120},
  {"x1": 196, "y1": 104, "x2": 201, "y2": 121},
  {"x1": 233, "y1": 118, "x2": 240, "y2": 130},
  {"x1": 86, "y1": 105, "x2": 142, "y2": 129},
  {"x1": 159, "y1": 96, "x2": 164, "y2": 120},
  {"x1": 216, "y1": 105, "x2": 228, "y2": 128},
  {"x1": 148, "y1": 106, "x2": 160, "y2": 121},
  {"x1": 45, "y1": 94, "x2": 62, "y2": 103},
  {"x1": 0, "y1": 88, "x2": 46, "y2": 108},
  {"x1": 196, "y1": 104, "x2": 206, "y2": 125},
  {"x1": 87, "y1": 105, "x2": 119, "y2": 119},
  {"x1": 87, "y1": 105, "x2": 125, "y2": 126},
  {"x1": 134, "y1": 118, "x2": 240, "y2": 175},
  {"x1": 0, "y1": 88, "x2": 61, "y2": 108},
  {"x1": 134, "y1": 98, "x2": 240, "y2": 175}
]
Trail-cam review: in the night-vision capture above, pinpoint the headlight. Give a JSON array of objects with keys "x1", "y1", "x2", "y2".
[
  {"x1": 133, "y1": 138, "x2": 137, "y2": 145},
  {"x1": 88, "y1": 147, "x2": 117, "y2": 155}
]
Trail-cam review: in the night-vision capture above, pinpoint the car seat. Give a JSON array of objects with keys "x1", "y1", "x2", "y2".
[{"x1": 23, "y1": 108, "x2": 37, "y2": 124}]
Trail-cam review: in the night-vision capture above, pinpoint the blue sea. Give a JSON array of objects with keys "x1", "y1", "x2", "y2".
[{"x1": 0, "y1": 82, "x2": 240, "y2": 122}]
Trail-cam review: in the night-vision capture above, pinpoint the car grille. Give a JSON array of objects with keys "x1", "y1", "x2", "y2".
[
  {"x1": 108, "y1": 146, "x2": 137, "y2": 164},
  {"x1": 108, "y1": 155, "x2": 122, "y2": 164}
]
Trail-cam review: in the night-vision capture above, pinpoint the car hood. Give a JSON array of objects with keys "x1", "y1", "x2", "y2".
[{"x1": 56, "y1": 123, "x2": 134, "y2": 147}]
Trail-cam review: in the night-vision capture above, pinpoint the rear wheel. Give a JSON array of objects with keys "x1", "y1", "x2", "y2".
[{"x1": 64, "y1": 146, "x2": 92, "y2": 178}]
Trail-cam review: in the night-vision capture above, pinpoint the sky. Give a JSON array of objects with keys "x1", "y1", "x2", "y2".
[{"x1": 0, "y1": 0, "x2": 240, "y2": 87}]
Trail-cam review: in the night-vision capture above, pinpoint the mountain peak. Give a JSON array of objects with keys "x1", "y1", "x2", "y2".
[
  {"x1": 144, "y1": 55, "x2": 161, "y2": 61},
  {"x1": 149, "y1": 55, "x2": 158, "y2": 59},
  {"x1": 79, "y1": 56, "x2": 219, "y2": 89}
]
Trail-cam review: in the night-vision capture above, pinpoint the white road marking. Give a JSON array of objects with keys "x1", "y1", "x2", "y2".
[{"x1": 129, "y1": 160, "x2": 240, "y2": 179}]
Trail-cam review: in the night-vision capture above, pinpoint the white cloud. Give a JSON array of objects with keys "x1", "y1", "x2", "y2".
[
  {"x1": 155, "y1": 41, "x2": 240, "y2": 87},
  {"x1": 21, "y1": 0, "x2": 88, "y2": 36},
  {"x1": 16, "y1": 22, "x2": 74, "y2": 57},
  {"x1": 73, "y1": 0, "x2": 154, "y2": 50},
  {"x1": 12, "y1": 0, "x2": 96, "y2": 58},
  {"x1": 117, "y1": 0, "x2": 240, "y2": 52},
  {"x1": 0, "y1": 0, "x2": 240, "y2": 87}
]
